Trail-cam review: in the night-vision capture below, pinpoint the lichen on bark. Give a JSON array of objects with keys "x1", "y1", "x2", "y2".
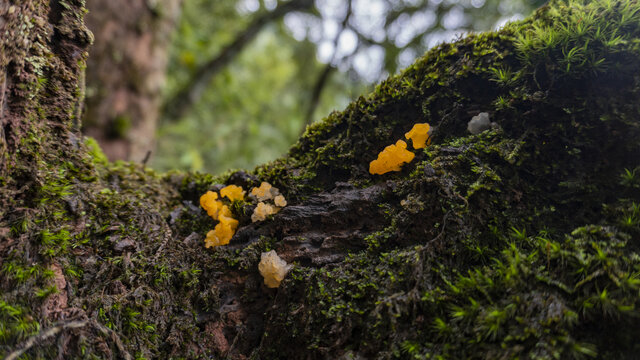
[{"x1": 1, "y1": 0, "x2": 640, "y2": 359}]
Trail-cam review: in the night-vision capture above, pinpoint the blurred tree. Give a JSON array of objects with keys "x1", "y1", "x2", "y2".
[{"x1": 83, "y1": 0, "x2": 182, "y2": 161}]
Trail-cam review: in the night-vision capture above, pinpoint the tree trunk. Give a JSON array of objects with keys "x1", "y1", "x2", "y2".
[
  {"x1": 83, "y1": 0, "x2": 181, "y2": 162},
  {"x1": 2, "y1": 0, "x2": 640, "y2": 359}
]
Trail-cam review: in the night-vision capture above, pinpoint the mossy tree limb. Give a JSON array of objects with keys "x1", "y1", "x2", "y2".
[{"x1": 1, "y1": 0, "x2": 640, "y2": 359}]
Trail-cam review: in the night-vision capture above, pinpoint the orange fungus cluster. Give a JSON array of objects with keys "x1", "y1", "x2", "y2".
[
  {"x1": 200, "y1": 186, "x2": 244, "y2": 248},
  {"x1": 220, "y1": 184, "x2": 245, "y2": 201},
  {"x1": 405, "y1": 123, "x2": 431, "y2": 149},
  {"x1": 369, "y1": 140, "x2": 415, "y2": 175},
  {"x1": 369, "y1": 122, "x2": 431, "y2": 175},
  {"x1": 200, "y1": 182, "x2": 289, "y2": 249}
]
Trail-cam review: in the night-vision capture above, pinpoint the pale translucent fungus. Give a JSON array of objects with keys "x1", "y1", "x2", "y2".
[
  {"x1": 258, "y1": 250, "x2": 291, "y2": 288},
  {"x1": 369, "y1": 140, "x2": 415, "y2": 175},
  {"x1": 220, "y1": 185, "x2": 245, "y2": 201},
  {"x1": 274, "y1": 194, "x2": 287, "y2": 207},
  {"x1": 251, "y1": 182, "x2": 274, "y2": 201},
  {"x1": 251, "y1": 202, "x2": 277, "y2": 222},
  {"x1": 405, "y1": 123, "x2": 431, "y2": 149}
]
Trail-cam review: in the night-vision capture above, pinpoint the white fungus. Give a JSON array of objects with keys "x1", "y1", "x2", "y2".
[{"x1": 468, "y1": 112, "x2": 491, "y2": 134}]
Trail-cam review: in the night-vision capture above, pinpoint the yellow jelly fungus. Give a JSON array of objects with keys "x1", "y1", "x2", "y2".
[
  {"x1": 220, "y1": 185, "x2": 245, "y2": 201},
  {"x1": 258, "y1": 250, "x2": 291, "y2": 288},
  {"x1": 251, "y1": 202, "x2": 278, "y2": 222},
  {"x1": 405, "y1": 123, "x2": 431, "y2": 149},
  {"x1": 274, "y1": 194, "x2": 287, "y2": 207},
  {"x1": 218, "y1": 204, "x2": 233, "y2": 218},
  {"x1": 251, "y1": 182, "x2": 276, "y2": 201},
  {"x1": 200, "y1": 191, "x2": 224, "y2": 219},
  {"x1": 200, "y1": 191, "x2": 218, "y2": 209},
  {"x1": 369, "y1": 140, "x2": 415, "y2": 175},
  {"x1": 204, "y1": 212, "x2": 239, "y2": 248}
]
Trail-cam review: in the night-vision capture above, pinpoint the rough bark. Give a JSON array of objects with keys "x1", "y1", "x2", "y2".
[
  {"x1": 1, "y1": 0, "x2": 640, "y2": 359},
  {"x1": 83, "y1": 0, "x2": 181, "y2": 162}
]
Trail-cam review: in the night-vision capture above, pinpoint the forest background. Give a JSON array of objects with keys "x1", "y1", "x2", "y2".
[{"x1": 82, "y1": 0, "x2": 544, "y2": 174}]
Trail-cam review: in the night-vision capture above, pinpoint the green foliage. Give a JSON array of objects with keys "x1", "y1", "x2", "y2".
[
  {"x1": 621, "y1": 167, "x2": 640, "y2": 188},
  {"x1": 155, "y1": 26, "x2": 365, "y2": 173}
]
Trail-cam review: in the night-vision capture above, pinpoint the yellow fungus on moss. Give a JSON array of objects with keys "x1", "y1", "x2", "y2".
[
  {"x1": 204, "y1": 206, "x2": 239, "y2": 248},
  {"x1": 258, "y1": 250, "x2": 291, "y2": 288},
  {"x1": 200, "y1": 191, "x2": 218, "y2": 209},
  {"x1": 274, "y1": 194, "x2": 287, "y2": 207},
  {"x1": 204, "y1": 218, "x2": 238, "y2": 248},
  {"x1": 201, "y1": 183, "x2": 286, "y2": 249},
  {"x1": 251, "y1": 202, "x2": 277, "y2": 222},
  {"x1": 369, "y1": 140, "x2": 415, "y2": 175},
  {"x1": 405, "y1": 123, "x2": 431, "y2": 149},
  {"x1": 200, "y1": 191, "x2": 224, "y2": 219},
  {"x1": 220, "y1": 185, "x2": 245, "y2": 201},
  {"x1": 218, "y1": 204, "x2": 233, "y2": 219}
]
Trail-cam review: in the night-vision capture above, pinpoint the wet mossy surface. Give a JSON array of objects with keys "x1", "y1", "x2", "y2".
[{"x1": 2, "y1": 0, "x2": 640, "y2": 359}]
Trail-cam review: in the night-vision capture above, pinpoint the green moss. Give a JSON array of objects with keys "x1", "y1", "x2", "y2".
[
  {"x1": 84, "y1": 136, "x2": 109, "y2": 166},
  {"x1": 0, "y1": 300, "x2": 40, "y2": 347}
]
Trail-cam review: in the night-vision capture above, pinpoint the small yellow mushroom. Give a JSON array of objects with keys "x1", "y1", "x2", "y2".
[
  {"x1": 405, "y1": 123, "x2": 431, "y2": 149},
  {"x1": 369, "y1": 140, "x2": 415, "y2": 175},
  {"x1": 251, "y1": 202, "x2": 277, "y2": 222},
  {"x1": 258, "y1": 250, "x2": 291, "y2": 288},
  {"x1": 220, "y1": 185, "x2": 245, "y2": 201},
  {"x1": 274, "y1": 194, "x2": 287, "y2": 207}
]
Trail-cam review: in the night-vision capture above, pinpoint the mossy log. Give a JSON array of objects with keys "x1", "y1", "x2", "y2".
[{"x1": 1, "y1": 0, "x2": 640, "y2": 359}]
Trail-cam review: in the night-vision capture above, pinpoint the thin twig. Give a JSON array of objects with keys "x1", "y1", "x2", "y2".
[
  {"x1": 303, "y1": 0, "x2": 353, "y2": 127},
  {"x1": 5, "y1": 320, "x2": 88, "y2": 360}
]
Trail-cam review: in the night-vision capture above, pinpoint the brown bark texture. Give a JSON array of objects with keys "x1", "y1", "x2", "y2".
[{"x1": 83, "y1": 0, "x2": 181, "y2": 162}]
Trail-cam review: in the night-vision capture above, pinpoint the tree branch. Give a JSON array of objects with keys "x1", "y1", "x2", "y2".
[
  {"x1": 303, "y1": 0, "x2": 353, "y2": 127},
  {"x1": 5, "y1": 320, "x2": 89, "y2": 360},
  {"x1": 304, "y1": 63, "x2": 335, "y2": 127},
  {"x1": 162, "y1": 0, "x2": 314, "y2": 121}
]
